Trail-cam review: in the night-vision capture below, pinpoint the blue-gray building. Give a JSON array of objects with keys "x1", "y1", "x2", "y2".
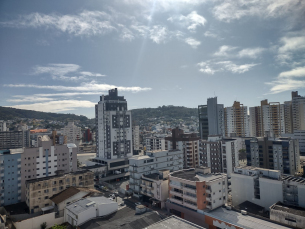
[{"x1": 0, "y1": 149, "x2": 22, "y2": 206}]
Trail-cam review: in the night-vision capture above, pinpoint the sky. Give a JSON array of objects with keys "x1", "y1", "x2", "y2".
[{"x1": 0, "y1": 0, "x2": 305, "y2": 118}]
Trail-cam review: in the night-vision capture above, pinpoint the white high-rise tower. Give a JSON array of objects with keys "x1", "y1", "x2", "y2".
[{"x1": 95, "y1": 88, "x2": 133, "y2": 161}]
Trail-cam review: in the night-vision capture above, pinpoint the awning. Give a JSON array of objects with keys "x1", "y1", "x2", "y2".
[{"x1": 41, "y1": 205, "x2": 54, "y2": 212}]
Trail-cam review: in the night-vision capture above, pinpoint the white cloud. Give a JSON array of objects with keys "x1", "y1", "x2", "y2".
[
  {"x1": 213, "y1": 0, "x2": 305, "y2": 22},
  {"x1": 1, "y1": 11, "x2": 116, "y2": 37},
  {"x1": 4, "y1": 81, "x2": 152, "y2": 93},
  {"x1": 179, "y1": 11, "x2": 207, "y2": 32},
  {"x1": 7, "y1": 100, "x2": 95, "y2": 112},
  {"x1": 7, "y1": 96, "x2": 55, "y2": 103},
  {"x1": 216, "y1": 61, "x2": 258, "y2": 73},
  {"x1": 185, "y1": 37, "x2": 201, "y2": 48},
  {"x1": 213, "y1": 45, "x2": 237, "y2": 57},
  {"x1": 149, "y1": 25, "x2": 168, "y2": 43},
  {"x1": 279, "y1": 67, "x2": 305, "y2": 78},
  {"x1": 238, "y1": 47, "x2": 265, "y2": 59},
  {"x1": 204, "y1": 31, "x2": 219, "y2": 39},
  {"x1": 32, "y1": 63, "x2": 105, "y2": 81},
  {"x1": 197, "y1": 60, "x2": 258, "y2": 74},
  {"x1": 266, "y1": 66, "x2": 305, "y2": 94}
]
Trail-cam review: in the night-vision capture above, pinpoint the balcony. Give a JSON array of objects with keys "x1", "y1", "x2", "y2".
[
  {"x1": 206, "y1": 196, "x2": 211, "y2": 202},
  {"x1": 206, "y1": 204, "x2": 212, "y2": 209},
  {"x1": 183, "y1": 194, "x2": 197, "y2": 202},
  {"x1": 169, "y1": 183, "x2": 182, "y2": 190},
  {"x1": 183, "y1": 186, "x2": 196, "y2": 194},
  {"x1": 170, "y1": 198, "x2": 183, "y2": 205},
  {"x1": 205, "y1": 189, "x2": 211, "y2": 194},
  {"x1": 170, "y1": 190, "x2": 183, "y2": 198}
]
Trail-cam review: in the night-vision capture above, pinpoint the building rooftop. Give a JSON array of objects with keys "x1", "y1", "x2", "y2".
[
  {"x1": 50, "y1": 187, "x2": 102, "y2": 204},
  {"x1": 66, "y1": 199, "x2": 94, "y2": 215},
  {"x1": 209, "y1": 207, "x2": 290, "y2": 229},
  {"x1": 146, "y1": 215, "x2": 204, "y2": 229},
  {"x1": 271, "y1": 202, "x2": 305, "y2": 217},
  {"x1": 170, "y1": 169, "x2": 225, "y2": 182},
  {"x1": 79, "y1": 206, "x2": 163, "y2": 229},
  {"x1": 26, "y1": 170, "x2": 92, "y2": 184}
]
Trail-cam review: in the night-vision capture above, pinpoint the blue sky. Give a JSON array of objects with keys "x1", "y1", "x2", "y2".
[{"x1": 0, "y1": 0, "x2": 304, "y2": 118}]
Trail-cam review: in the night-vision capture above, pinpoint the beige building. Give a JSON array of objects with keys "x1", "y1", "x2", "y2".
[
  {"x1": 140, "y1": 169, "x2": 170, "y2": 208},
  {"x1": 25, "y1": 170, "x2": 94, "y2": 213},
  {"x1": 168, "y1": 167, "x2": 227, "y2": 212}
]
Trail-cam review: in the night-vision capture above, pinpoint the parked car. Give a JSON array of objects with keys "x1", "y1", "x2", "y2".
[
  {"x1": 94, "y1": 184, "x2": 99, "y2": 188},
  {"x1": 114, "y1": 191, "x2": 119, "y2": 196},
  {"x1": 135, "y1": 202, "x2": 142, "y2": 206},
  {"x1": 120, "y1": 202, "x2": 125, "y2": 206}
]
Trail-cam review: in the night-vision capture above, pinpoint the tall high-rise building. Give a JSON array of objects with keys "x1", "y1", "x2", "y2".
[
  {"x1": 165, "y1": 128, "x2": 199, "y2": 168},
  {"x1": 291, "y1": 91, "x2": 305, "y2": 131},
  {"x1": 207, "y1": 97, "x2": 225, "y2": 136},
  {"x1": 63, "y1": 122, "x2": 82, "y2": 144},
  {"x1": 225, "y1": 101, "x2": 250, "y2": 137},
  {"x1": 95, "y1": 88, "x2": 132, "y2": 166},
  {"x1": 0, "y1": 121, "x2": 6, "y2": 132},
  {"x1": 198, "y1": 105, "x2": 208, "y2": 140},
  {"x1": 0, "y1": 130, "x2": 30, "y2": 150},
  {"x1": 250, "y1": 100, "x2": 285, "y2": 137}
]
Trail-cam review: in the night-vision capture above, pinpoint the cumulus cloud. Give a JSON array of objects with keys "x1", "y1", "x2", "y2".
[
  {"x1": 238, "y1": 47, "x2": 265, "y2": 59},
  {"x1": 149, "y1": 25, "x2": 168, "y2": 43},
  {"x1": 185, "y1": 37, "x2": 201, "y2": 48},
  {"x1": 32, "y1": 64, "x2": 105, "y2": 81},
  {"x1": 7, "y1": 100, "x2": 96, "y2": 112},
  {"x1": 213, "y1": 45, "x2": 237, "y2": 57},
  {"x1": 197, "y1": 60, "x2": 258, "y2": 74},
  {"x1": 168, "y1": 11, "x2": 206, "y2": 32}
]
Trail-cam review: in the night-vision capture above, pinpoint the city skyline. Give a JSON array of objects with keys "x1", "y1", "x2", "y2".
[{"x1": 0, "y1": 0, "x2": 304, "y2": 118}]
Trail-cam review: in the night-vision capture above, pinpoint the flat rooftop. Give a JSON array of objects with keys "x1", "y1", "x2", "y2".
[
  {"x1": 170, "y1": 169, "x2": 225, "y2": 182},
  {"x1": 79, "y1": 206, "x2": 163, "y2": 229},
  {"x1": 271, "y1": 202, "x2": 305, "y2": 217},
  {"x1": 146, "y1": 215, "x2": 205, "y2": 229},
  {"x1": 208, "y1": 207, "x2": 290, "y2": 229}
]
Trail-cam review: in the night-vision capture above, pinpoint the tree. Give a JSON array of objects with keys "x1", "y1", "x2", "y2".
[{"x1": 41, "y1": 222, "x2": 47, "y2": 229}]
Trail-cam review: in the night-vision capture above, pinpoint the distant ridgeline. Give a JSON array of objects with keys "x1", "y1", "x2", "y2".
[
  {"x1": 0, "y1": 106, "x2": 88, "y2": 121},
  {"x1": 131, "y1": 106, "x2": 198, "y2": 124}
]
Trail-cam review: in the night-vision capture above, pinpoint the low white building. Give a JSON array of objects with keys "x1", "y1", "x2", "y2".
[
  {"x1": 270, "y1": 202, "x2": 305, "y2": 228},
  {"x1": 64, "y1": 196, "x2": 118, "y2": 226},
  {"x1": 129, "y1": 149, "x2": 183, "y2": 197},
  {"x1": 140, "y1": 169, "x2": 170, "y2": 208},
  {"x1": 231, "y1": 166, "x2": 305, "y2": 210}
]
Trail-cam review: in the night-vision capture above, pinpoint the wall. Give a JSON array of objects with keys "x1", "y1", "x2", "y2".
[
  {"x1": 77, "y1": 207, "x2": 96, "y2": 226},
  {"x1": 13, "y1": 212, "x2": 63, "y2": 229},
  {"x1": 95, "y1": 202, "x2": 118, "y2": 216},
  {"x1": 56, "y1": 191, "x2": 88, "y2": 211},
  {"x1": 270, "y1": 209, "x2": 305, "y2": 228}
]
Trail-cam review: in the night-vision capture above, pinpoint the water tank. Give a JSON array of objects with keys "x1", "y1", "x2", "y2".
[
  {"x1": 135, "y1": 205, "x2": 146, "y2": 214},
  {"x1": 241, "y1": 210, "x2": 247, "y2": 215}
]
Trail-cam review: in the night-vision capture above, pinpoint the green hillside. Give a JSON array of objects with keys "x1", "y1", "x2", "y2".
[{"x1": 0, "y1": 106, "x2": 88, "y2": 122}]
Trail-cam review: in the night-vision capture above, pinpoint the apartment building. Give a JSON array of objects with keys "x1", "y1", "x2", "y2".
[
  {"x1": 95, "y1": 88, "x2": 132, "y2": 169},
  {"x1": 132, "y1": 125, "x2": 140, "y2": 152},
  {"x1": 128, "y1": 149, "x2": 183, "y2": 197},
  {"x1": 245, "y1": 137, "x2": 301, "y2": 175},
  {"x1": 25, "y1": 170, "x2": 94, "y2": 213},
  {"x1": 225, "y1": 101, "x2": 250, "y2": 137},
  {"x1": 0, "y1": 121, "x2": 6, "y2": 132},
  {"x1": 249, "y1": 100, "x2": 285, "y2": 137},
  {"x1": 231, "y1": 166, "x2": 305, "y2": 210},
  {"x1": 165, "y1": 128, "x2": 200, "y2": 168},
  {"x1": 168, "y1": 167, "x2": 227, "y2": 212},
  {"x1": 0, "y1": 149, "x2": 22, "y2": 206},
  {"x1": 145, "y1": 137, "x2": 165, "y2": 151},
  {"x1": 63, "y1": 122, "x2": 82, "y2": 144},
  {"x1": 282, "y1": 130, "x2": 305, "y2": 155},
  {"x1": 140, "y1": 169, "x2": 170, "y2": 208},
  {"x1": 199, "y1": 136, "x2": 246, "y2": 176},
  {"x1": 198, "y1": 105, "x2": 208, "y2": 140},
  {"x1": 207, "y1": 97, "x2": 225, "y2": 136},
  {"x1": 291, "y1": 91, "x2": 305, "y2": 131},
  {"x1": 0, "y1": 130, "x2": 30, "y2": 150}
]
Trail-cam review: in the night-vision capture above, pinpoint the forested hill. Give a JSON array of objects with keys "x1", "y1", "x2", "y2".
[
  {"x1": 0, "y1": 106, "x2": 88, "y2": 122},
  {"x1": 0, "y1": 105, "x2": 198, "y2": 123},
  {"x1": 131, "y1": 106, "x2": 198, "y2": 123}
]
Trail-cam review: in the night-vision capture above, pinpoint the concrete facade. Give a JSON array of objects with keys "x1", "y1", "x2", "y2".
[
  {"x1": 231, "y1": 166, "x2": 305, "y2": 210},
  {"x1": 207, "y1": 97, "x2": 225, "y2": 136},
  {"x1": 63, "y1": 122, "x2": 81, "y2": 144},
  {"x1": 25, "y1": 170, "x2": 94, "y2": 213},
  {"x1": 129, "y1": 149, "x2": 183, "y2": 196},
  {"x1": 168, "y1": 167, "x2": 227, "y2": 212}
]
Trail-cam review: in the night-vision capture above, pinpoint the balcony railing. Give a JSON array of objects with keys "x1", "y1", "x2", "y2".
[
  {"x1": 170, "y1": 190, "x2": 183, "y2": 198},
  {"x1": 170, "y1": 198, "x2": 183, "y2": 205},
  {"x1": 183, "y1": 194, "x2": 197, "y2": 202},
  {"x1": 183, "y1": 202, "x2": 197, "y2": 210},
  {"x1": 183, "y1": 186, "x2": 196, "y2": 194}
]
